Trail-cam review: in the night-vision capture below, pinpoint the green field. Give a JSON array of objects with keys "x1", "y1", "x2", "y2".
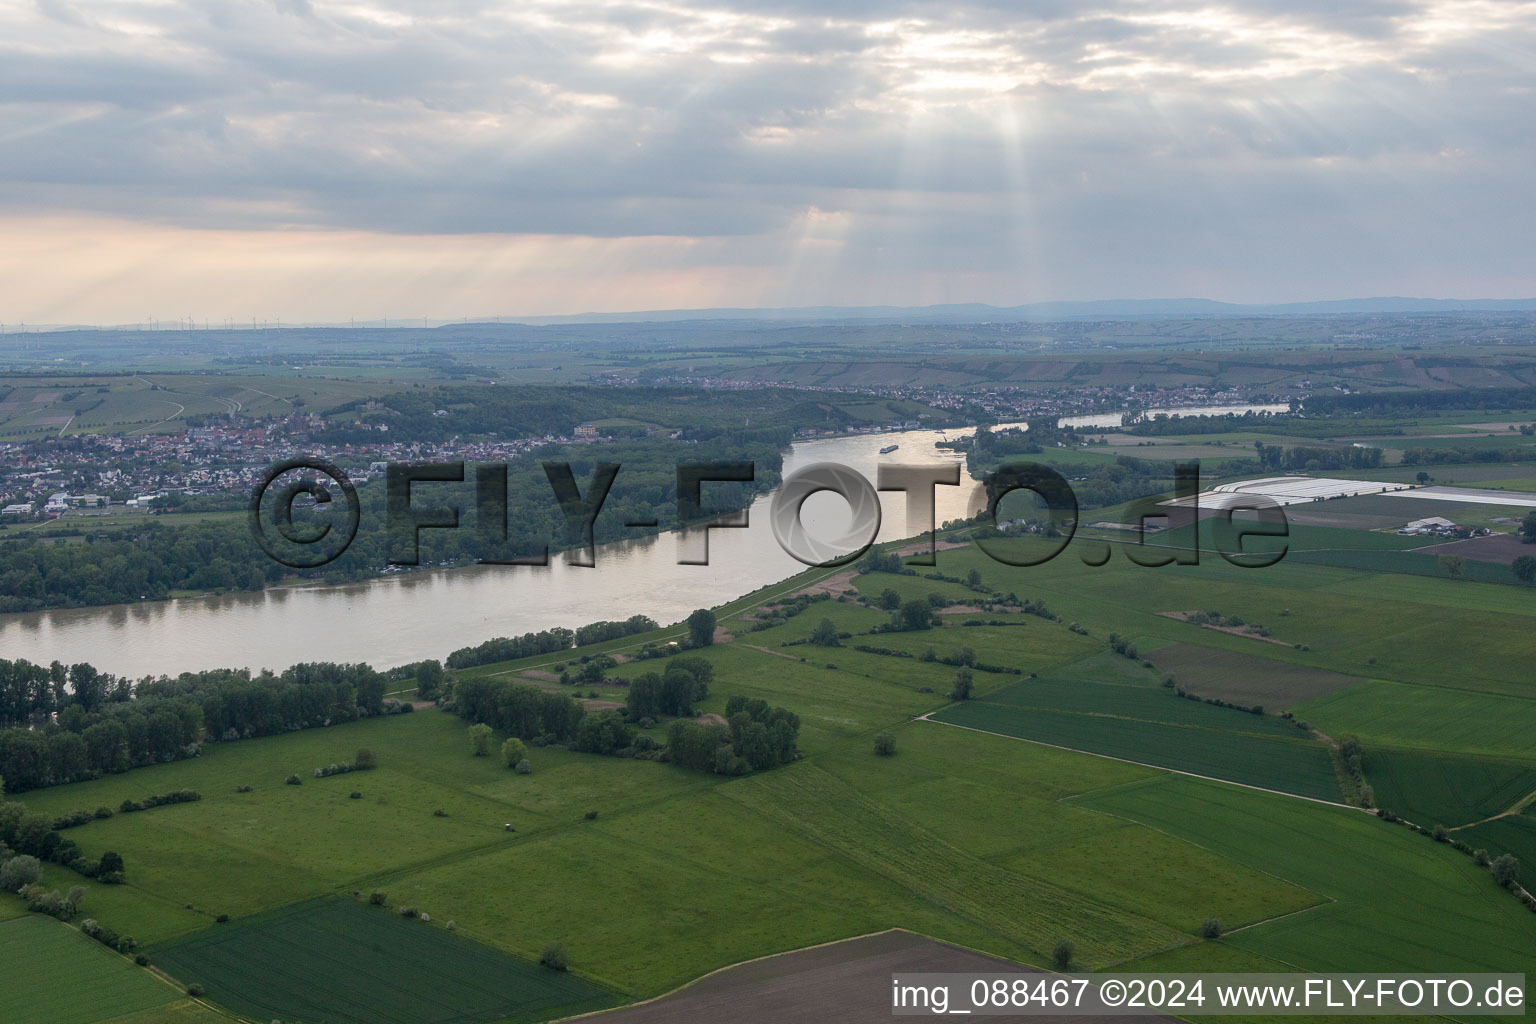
[
  {"x1": 931, "y1": 700, "x2": 1343, "y2": 802},
  {"x1": 0, "y1": 373, "x2": 383, "y2": 439},
  {"x1": 1078, "y1": 776, "x2": 1536, "y2": 991},
  {"x1": 10, "y1": 513, "x2": 1536, "y2": 1022},
  {"x1": 982, "y1": 673, "x2": 1304, "y2": 734},
  {"x1": 148, "y1": 897, "x2": 612, "y2": 1024},
  {"x1": 1297, "y1": 681, "x2": 1536, "y2": 760},
  {"x1": 1459, "y1": 812, "x2": 1536, "y2": 884},
  {"x1": 0, "y1": 916, "x2": 186, "y2": 1024},
  {"x1": 1363, "y1": 748, "x2": 1536, "y2": 827}
]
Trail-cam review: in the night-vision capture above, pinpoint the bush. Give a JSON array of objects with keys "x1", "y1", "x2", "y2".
[
  {"x1": 874, "y1": 733, "x2": 896, "y2": 757},
  {"x1": 1474, "y1": 849, "x2": 1491, "y2": 867},
  {"x1": 501, "y1": 737, "x2": 529, "y2": 768},
  {"x1": 187, "y1": 984, "x2": 205, "y2": 997},
  {"x1": 469, "y1": 723, "x2": 493, "y2": 756},
  {"x1": 1052, "y1": 940, "x2": 1073, "y2": 970},
  {"x1": 540, "y1": 942, "x2": 569, "y2": 971},
  {"x1": 1492, "y1": 853, "x2": 1520, "y2": 888},
  {"x1": 584, "y1": 810, "x2": 599, "y2": 820},
  {"x1": 215, "y1": 913, "x2": 229, "y2": 923},
  {"x1": 96, "y1": 851, "x2": 125, "y2": 881},
  {"x1": 350, "y1": 791, "x2": 362, "y2": 799},
  {"x1": 354, "y1": 748, "x2": 378, "y2": 770},
  {"x1": 515, "y1": 759, "x2": 533, "y2": 775},
  {"x1": 399, "y1": 906, "x2": 419, "y2": 917},
  {"x1": 134, "y1": 953, "x2": 151, "y2": 966},
  {"x1": 285, "y1": 775, "x2": 302, "y2": 786},
  {"x1": 433, "y1": 809, "x2": 448, "y2": 817},
  {"x1": 0, "y1": 854, "x2": 42, "y2": 890},
  {"x1": 1200, "y1": 918, "x2": 1223, "y2": 939},
  {"x1": 369, "y1": 891, "x2": 387, "y2": 905}
]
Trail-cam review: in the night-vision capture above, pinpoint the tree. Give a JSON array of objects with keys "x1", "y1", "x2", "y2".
[
  {"x1": 1200, "y1": 918, "x2": 1223, "y2": 939},
  {"x1": 810, "y1": 618, "x2": 841, "y2": 647},
  {"x1": 415, "y1": 660, "x2": 445, "y2": 700},
  {"x1": 892, "y1": 599, "x2": 935, "y2": 631},
  {"x1": 354, "y1": 748, "x2": 377, "y2": 770},
  {"x1": 687, "y1": 608, "x2": 717, "y2": 648},
  {"x1": 1438, "y1": 554, "x2": 1464, "y2": 580},
  {"x1": 540, "y1": 942, "x2": 569, "y2": 971},
  {"x1": 0, "y1": 854, "x2": 40, "y2": 890},
  {"x1": 1513, "y1": 555, "x2": 1536, "y2": 585},
  {"x1": 1052, "y1": 940, "x2": 1074, "y2": 970},
  {"x1": 68, "y1": 663, "x2": 108, "y2": 713},
  {"x1": 949, "y1": 668, "x2": 974, "y2": 701},
  {"x1": 96, "y1": 851, "x2": 125, "y2": 882},
  {"x1": 874, "y1": 733, "x2": 896, "y2": 756},
  {"x1": 1415, "y1": 471, "x2": 1431, "y2": 484},
  {"x1": 878, "y1": 588, "x2": 901, "y2": 610},
  {"x1": 468, "y1": 723, "x2": 493, "y2": 757},
  {"x1": 965, "y1": 568, "x2": 982, "y2": 587},
  {"x1": 501, "y1": 737, "x2": 528, "y2": 767},
  {"x1": 1491, "y1": 853, "x2": 1520, "y2": 888},
  {"x1": 1522, "y1": 510, "x2": 1536, "y2": 544}
]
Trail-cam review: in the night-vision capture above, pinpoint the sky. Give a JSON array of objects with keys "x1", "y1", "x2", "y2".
[{"x1": 0, "y1": 0, "x2": 1533, "y2": 324}]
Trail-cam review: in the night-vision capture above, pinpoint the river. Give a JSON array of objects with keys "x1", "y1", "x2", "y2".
[
  {"x1": 0, "y1": 404, "x2": 1286, "y2": 677},
  {"x1": 0, "y1": 426, "x2": 997, "y2": 677}
]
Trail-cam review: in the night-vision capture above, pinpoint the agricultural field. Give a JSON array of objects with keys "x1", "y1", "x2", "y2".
[
  {"x1": 930, "y1": 701, "x2": 1342, "y2": 802},
  {"x1": 147, "y1": 897, "x2": 612, "y2": 1024},
  {"x1": 1077, "y1": 777, "x2": 1536, "y2": 986},
  {"x1": 6, "y1": 501, "x2": 1536, "y2": 1022},
  {"x1": 1145, "y1": 643, "x2": 1362, "y2": 710},
  {"x1": 0, "y1": 372, "x2": 383, "y2": 439},
  {"x1": 1296, "y1": 681, "x2": 1536, "y2": 759},
  {"x1": 1362, "y1": 748, "x2": 1536, "y2": 827},
  {"x1": 1460, "y1": 813, "x2": 1536, "y2": 887},
  {"x1": 0, "y1": 916, "x2": 197, "y2": 1024}
]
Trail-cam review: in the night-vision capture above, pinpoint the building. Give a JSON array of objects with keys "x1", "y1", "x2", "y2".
[
  {"x1": 1400, "y1": 516, "x2": 1457, "y2": 535},
  {"x1": 573, "y1": 423, "x2": 599, "y2": 439},
  {"x1": 1, "y1": 503, "x2": 32, "y2": 517}
]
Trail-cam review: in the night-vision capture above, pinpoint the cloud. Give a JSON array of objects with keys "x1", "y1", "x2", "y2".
[{"x1": 0, "y1": 0, "x2": 1533, "y2": 318}]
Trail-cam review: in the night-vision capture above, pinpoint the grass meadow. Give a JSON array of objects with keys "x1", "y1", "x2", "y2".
[{"x1": 9, "y1": 524, "x2": 1536, "y2": 1022}]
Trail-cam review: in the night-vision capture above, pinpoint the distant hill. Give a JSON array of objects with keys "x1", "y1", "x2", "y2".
[{"x1": 503, "y1": 296, "x2": 1536, "y2": 326}]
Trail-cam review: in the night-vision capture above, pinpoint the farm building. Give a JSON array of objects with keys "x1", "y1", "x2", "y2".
[{"x1": 1400, "y1": 516, "x2": 1457, "y2": 535}]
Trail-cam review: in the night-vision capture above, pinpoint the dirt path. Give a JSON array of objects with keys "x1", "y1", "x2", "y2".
[
  {"x1": 742, "y1": 643, "x2": 801, "y2": 661},
  {"x1": 1448, "y1": 787, "x2": 1536, "y2": 831},
  {"x1": 1157, "y1": 611, "x2": 1293, "y2": 646},
  {"x1": 794, "y1": 570, "x2": 857, "y2": 597}
]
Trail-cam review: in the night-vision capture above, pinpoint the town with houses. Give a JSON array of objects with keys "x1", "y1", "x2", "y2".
[{"x1": 0, "y1": 381, "x2": 1296, "y2": 523}]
